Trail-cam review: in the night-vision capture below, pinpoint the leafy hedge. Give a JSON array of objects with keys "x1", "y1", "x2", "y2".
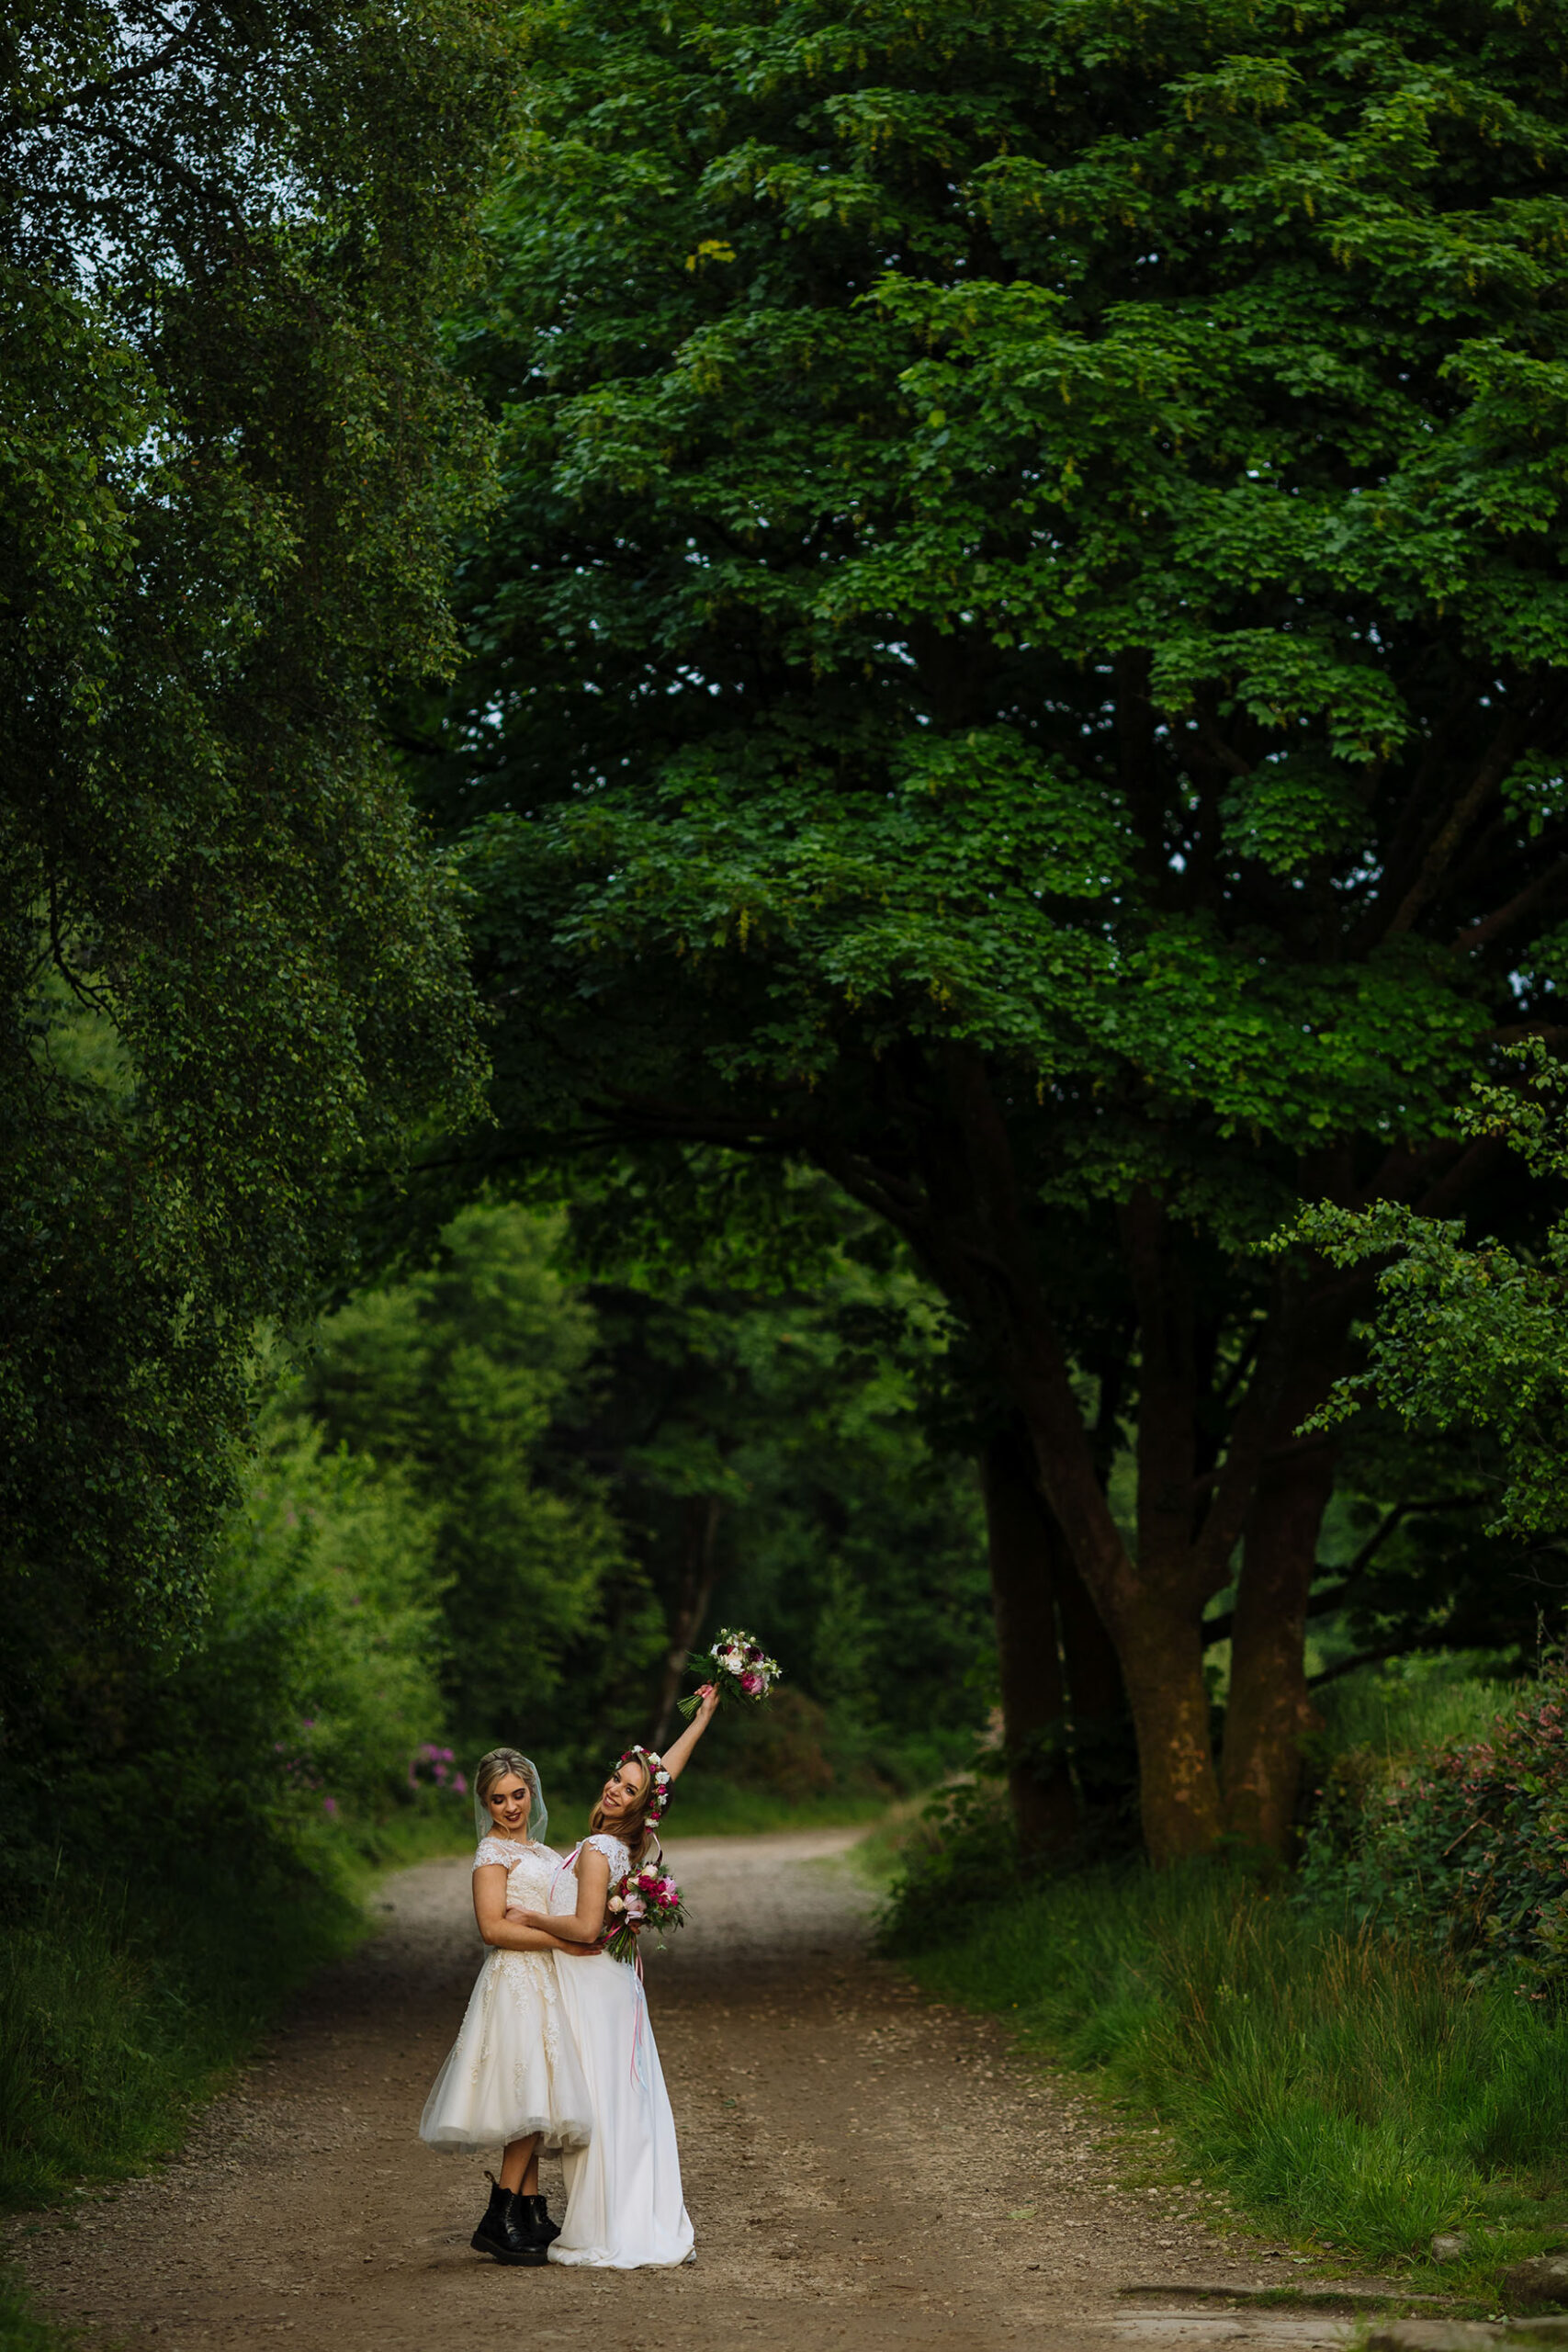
[
  {"x1": 1301, "y1": 1652, "x2": 1568, "y2": 1985},
  {"x1": 1, "y1": 1407, "x2": 468, "y2": 2214}
]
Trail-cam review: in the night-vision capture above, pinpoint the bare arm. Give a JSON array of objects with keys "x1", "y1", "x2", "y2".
[
  {"x1": 659, "y1": 1680, "x2": 719, "y2": 1783},
  {"x1": 473, "y1": 1863, "x2": 591, "y2": 1954},
  {"x1": 513, "y1": 1843, "x2": 610, "y2": 1943}
]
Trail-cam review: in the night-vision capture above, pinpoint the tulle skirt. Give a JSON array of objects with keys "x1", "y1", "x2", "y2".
[{"x1": 419, "y1": 1948, "x2": 593, "y2": 2154}]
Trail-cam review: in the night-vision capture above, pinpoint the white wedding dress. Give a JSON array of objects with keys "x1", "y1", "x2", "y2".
[
  {"x1": 545, "y1": 1833, "x2": 694, "y2": 2267},
  {"x1": 418, "y1": 1837, "x2": 594, "y2": 2154}
]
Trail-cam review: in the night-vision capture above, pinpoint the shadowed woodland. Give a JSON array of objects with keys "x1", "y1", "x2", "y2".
[{"x1": 8, "y1": 0, "x2": 1568, "y2": 2330}]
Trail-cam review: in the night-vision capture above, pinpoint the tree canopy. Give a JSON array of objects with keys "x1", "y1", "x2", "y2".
[
  {"x1": 1297, "y1": 1045, "x2": 1568, "y2": 1544},
  {"x1": 1, "y1": 0, "x2": 504, "y2": 1775},
  {"x1": 413, "y1": 0, "x2": 1568, "y2": 1859}
]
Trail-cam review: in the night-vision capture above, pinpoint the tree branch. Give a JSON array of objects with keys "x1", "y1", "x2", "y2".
[
  {"x1": 1454, "y1": 858, "x2": 1568, "y2": 956},
  {"x1": 1382, "y1": 710, "x2": 1535, "y2": 939},
  {"x1": 2, "y1": 8, "x2": 211, "y2": 138}
]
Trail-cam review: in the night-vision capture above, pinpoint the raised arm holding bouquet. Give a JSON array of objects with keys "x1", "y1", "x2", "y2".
[{"x1": 677, "y1": 1627, "x2": 781, "y2": 1719}]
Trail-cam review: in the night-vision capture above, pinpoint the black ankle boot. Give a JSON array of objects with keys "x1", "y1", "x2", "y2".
[
  {"x1": 516, "y1": 2193, "x2": 560, "y2": 2247},
  {"x1": 470, "y1": 2176, "x2": 547, "y2": 2266}
]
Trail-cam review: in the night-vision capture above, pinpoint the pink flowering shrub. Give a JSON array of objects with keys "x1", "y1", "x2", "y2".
[
  {"x1": 408, "y1": 1743, "x2": 468, "y2": 1799},
  {"x1": 1300, "y1": 1654, "x2": 1568, "y2": 1985}
]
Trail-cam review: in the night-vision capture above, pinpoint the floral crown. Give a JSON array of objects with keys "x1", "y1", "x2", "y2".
[{"x1": 616, "y1": 1745, "x2": 672, "y2": 1825}]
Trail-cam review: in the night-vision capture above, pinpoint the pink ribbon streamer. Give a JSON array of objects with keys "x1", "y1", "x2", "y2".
[{"x1": 628, "y1": 1940, "x2": 649, "y2": 2089}]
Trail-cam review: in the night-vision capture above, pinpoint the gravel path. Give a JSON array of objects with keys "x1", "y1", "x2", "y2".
[{"x1": 12, "y1": 1830, "x2": 1361, "y2": 2351}]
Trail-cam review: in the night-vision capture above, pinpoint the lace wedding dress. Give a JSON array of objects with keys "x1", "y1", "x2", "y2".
[
  {"x1": 545, "y1": 1832, "x2": 694, "y2": 2267},
  {"x1": 418, "y1": 1837, "x2": 593, "y2": 2154}
]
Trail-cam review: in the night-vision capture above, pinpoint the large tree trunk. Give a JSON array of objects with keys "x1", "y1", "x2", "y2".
[
  {"x1": 981, "y1": 1423, "x2": 1077, "y2": 1856},
  {"x1": 1052, "y1": 1523, "x2": 1132, "y2": 1813},
  {"x1": 911, "y1": 1057, "x2": 1228, "y2": 1865},
  {"x1": 1111, "y1": 1598, "x2": 1224, "y2": 1858},
  {"x1": 1222, "y1": 1419, "x2": 1340, "y2": 1857},
  {"x1": 1006, "y1": 1329, "x2": 1226, "y2": 1866},
  {"x1": 649, "y1": 1493, "x2": 722, "y2": 1749},
  {"x1": 903, "y1": 1054, "x2": 1362, "y2": 1869}
]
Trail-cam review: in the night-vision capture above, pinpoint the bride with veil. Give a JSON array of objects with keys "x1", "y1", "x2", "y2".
[{"x1": 417, "y1": 1748, "x2": 597, "y2": 2263}]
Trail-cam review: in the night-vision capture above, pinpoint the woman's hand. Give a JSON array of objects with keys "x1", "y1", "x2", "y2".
[
  {"x1": 694, "y1": 1680, "x2": 720, "y2": 1724},
  {"x1": 477, "y1": 1867, "x2": 581, "y2": 1954}
]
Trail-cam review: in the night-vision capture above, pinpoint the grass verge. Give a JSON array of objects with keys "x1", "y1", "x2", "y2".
[
  {"x1": 889, "y1": 1860, "x2": 1568, "y2": 2303},
  {"x1": 0, "y1": 1842, "x2": 382, "y2": 2350},
  {"x1": 0, "y1": 2266, "x2": 75, "y2": 2352},
  {"x1": 0, "y1": 1857, "x2": 366, "y2": 2213}
]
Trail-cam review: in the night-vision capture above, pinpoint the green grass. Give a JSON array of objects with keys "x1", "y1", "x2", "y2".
[
  {"x1": 844, "y1": 1791, "x2": 942, "y2": 1888},
  {"x1": 894, "y1": 1860, "x2": 1568, "y2": 2298},
  {"x1": 1315, "y1": 1654, "x2": 1517, "y2": 1763},
  {"x1": 0, "y1": 1861, "x2": 365, "y2": 2213},
  {"x1": 0, "y1": 1850, "x2": 374, "y2": 2352},
  {"x1": 0, "y1": 2266, "x2": 75, "y2": 2352}
]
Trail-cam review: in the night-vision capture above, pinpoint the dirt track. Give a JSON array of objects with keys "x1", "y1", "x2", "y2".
[{"x1": 13, "y1": 1830, "x2": 1360, "y2": 2351}]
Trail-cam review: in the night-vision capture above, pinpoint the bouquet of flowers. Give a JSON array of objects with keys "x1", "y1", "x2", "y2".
[
  {"x1": 677, "y1": 1626, "x2": 781, "y2": 1719},
  {"x1": 604, "y1": 1862, "x2": 686, "y2": 1965}
]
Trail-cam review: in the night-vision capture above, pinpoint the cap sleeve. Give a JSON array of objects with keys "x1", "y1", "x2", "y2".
[
  {"x1": 474, "y1": 1835, "x2": 514, "y2": 1871},
  {"x1": 582, "y1": 1832, "x2": 631, "y2": 1878}
]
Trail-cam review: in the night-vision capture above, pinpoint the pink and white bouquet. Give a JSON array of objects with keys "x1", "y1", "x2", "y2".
[
  {"x1": 677, "y1": 1626, "x2": 781, "y2": 1719},
  {"x1": 604, "y1": 1862, "x2": 687, "y2": 1965}
]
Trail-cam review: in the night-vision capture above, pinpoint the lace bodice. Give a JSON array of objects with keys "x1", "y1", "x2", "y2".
[
  {"x1": 547, "y1": 1833, "x2": 631, "y2": 1916},
  {"x1": 473, "y1": 1836, "x2": 559, "y2": 1906}
]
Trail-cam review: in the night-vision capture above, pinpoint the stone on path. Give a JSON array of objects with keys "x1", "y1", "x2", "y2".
[
  {"x1": 1506, "y1": 2258, "x2": 1568, "y2": 2310},
  {"x1": 1370, "y1": 2329, "x2": 1510, "y2": 2352}
]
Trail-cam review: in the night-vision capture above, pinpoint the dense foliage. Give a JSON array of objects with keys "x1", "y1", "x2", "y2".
[
  {"x1": 414, "y1": 0, "x2": 1568, "y2": 1858},
  {"x1": 1303, "y1": 1651, "x2": 1568, "y2": 1987},
  {"x1": 293, "y1": 1197, "x2": 992, "y2": 1786},
  {"x1": 0, "y1": 0, "x2": 503, "y2": 1815},
  {"x1": 4, "y1": 1400, "x2": 454, "y2": 1894},
  {"x1": 299, "y1": 1204, "x2": 634, "y2": 1747},
  {"x1": 1291, "y1": 1417, "x2": 1559, "y2": 1680},
  {"x1": 1297, "y1": 1046, "x2": 1568, "y2": 1543},
  {"x1": 0, "y1": 1394, "x2": 460, "y2": 2213}
]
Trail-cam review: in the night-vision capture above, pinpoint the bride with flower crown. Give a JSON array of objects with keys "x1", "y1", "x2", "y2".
[{"x1": 508, "y1": 1683, "x2": 720, "y2": 2268}]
